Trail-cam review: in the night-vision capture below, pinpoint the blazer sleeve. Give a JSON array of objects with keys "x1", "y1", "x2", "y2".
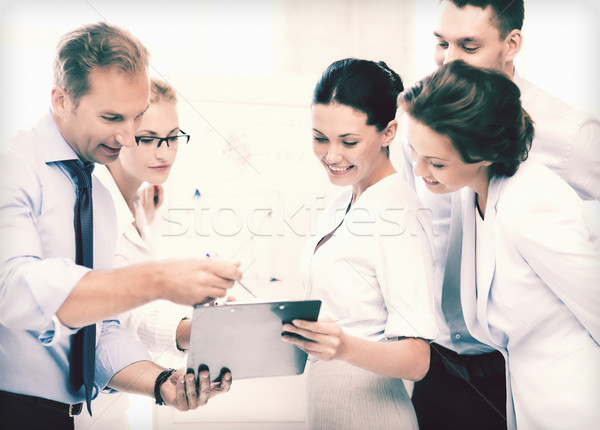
[{"x1": 507, "y1": 187, "x2": 600, "y2": 344}]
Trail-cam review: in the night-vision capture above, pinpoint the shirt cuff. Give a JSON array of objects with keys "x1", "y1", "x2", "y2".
[
  {"x1": 28, "y1": 259, "x2": 91, "y2": 320},
  {"x1": 94, "y1": 320, "x2": 152, "y2": 391},
  {"x1": 37, "y1": 316, "x2": 80, "y2": 346},
  {"x1": 385, "y1": 312, "x2": 438, "y2": 341}
]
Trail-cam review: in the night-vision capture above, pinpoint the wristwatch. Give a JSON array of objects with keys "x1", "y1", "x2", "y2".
[{"x1": 154, "y1": 368, "x2": 176, "y2": 405}]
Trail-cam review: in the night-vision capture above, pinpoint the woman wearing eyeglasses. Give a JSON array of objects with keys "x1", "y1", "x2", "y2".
[{"x1": 75, "y1": 77, "x2": 191, "y2": 429}]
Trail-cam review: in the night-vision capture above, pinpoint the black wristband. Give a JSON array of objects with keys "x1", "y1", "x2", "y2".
[{"x1": 154, "y1": 368, "x2": 176, "y2": 406}]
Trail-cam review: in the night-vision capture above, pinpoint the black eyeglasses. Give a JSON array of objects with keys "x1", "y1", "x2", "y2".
[{"x1": 134, "y1": 130, "x2": 190, "y2": 149}]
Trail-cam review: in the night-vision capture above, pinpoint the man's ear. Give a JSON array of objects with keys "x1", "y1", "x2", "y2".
[
  {"x1": 382, "y1": 120, "x2": 399, "y2": 148},
  {"x1": 504, "y1": 29, "x2": 523, "y2": 63},
  {"x1": 51, "y1": 86, "x2": 69, "y2": 118}
]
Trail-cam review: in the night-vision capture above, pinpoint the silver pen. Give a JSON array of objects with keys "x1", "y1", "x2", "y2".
[{"x1": 236, "y1": 280, "x2": 257, "y2": 298}]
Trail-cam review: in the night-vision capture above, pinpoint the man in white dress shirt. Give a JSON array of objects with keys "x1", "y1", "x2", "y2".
[
  {"x1": 407, "y1": 1, "x2": 600, "y2": 429},
  {"x1": 0, "y1": 22, "x2": 240, "y2": 429}
]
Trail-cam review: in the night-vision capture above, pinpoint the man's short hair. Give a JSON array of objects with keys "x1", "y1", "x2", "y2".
[
  {"x1": 445, "y1": 0, "x2": 524, "y2": 39},
  {"x1": 53, "y1": 22, "x2": 149, "y2": 106}
]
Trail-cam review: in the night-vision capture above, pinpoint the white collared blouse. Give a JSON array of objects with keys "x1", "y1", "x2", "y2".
[{"x1": 300, "y1": 173, "x2": 437, "y2": 343}]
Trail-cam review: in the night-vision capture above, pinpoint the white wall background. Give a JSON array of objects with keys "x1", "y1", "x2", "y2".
[{"x1": 1, "y1": 1, "x2": 598, "y2": 429}]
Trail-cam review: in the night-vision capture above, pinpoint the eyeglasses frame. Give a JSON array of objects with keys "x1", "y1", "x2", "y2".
[{"x1": 134, "y1": 129, "x2": 190, "y2": 149}]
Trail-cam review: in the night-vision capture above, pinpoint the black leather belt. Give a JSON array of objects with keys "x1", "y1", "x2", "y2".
[
  {"x1": 431, "y1": 343, "x2": 505, "y2": 382},
  {"x1": 0, "y1": 390, "x2": 83, "y2": 417}
]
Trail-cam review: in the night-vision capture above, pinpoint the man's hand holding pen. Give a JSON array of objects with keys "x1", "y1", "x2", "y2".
[
  {"x1": 154, "y1": 257, "x2": 243, "y2": 306},
  {"x1": 205, "y1": 253, "x2": 259, "y2": 304}
]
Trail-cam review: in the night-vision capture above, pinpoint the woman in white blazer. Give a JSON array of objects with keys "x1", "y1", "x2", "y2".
[{"x1": 400, "y1": 60, "x2": 600, "y2": 429}]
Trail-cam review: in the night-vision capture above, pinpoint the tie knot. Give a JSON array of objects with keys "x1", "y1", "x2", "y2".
[{"x1": 61, "y1": 159, "x2": 94, "y2": 190}]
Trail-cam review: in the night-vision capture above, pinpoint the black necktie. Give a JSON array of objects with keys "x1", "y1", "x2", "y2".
[{"x1": 61, "y1": 159, "x2": 96, "y2": 416}]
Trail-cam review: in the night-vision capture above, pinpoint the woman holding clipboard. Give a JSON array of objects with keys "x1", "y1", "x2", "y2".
[{"x1": 282, "y1": 59, "x2": 437, "y2": 429}]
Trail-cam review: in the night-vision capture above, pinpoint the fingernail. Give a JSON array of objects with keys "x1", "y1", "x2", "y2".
[
  {"x1": 200, "y1": 372, "x2": 209, "y2": 379},
  {"x1": 187, "y1": 374, "x2": 194, "y2": 381}
]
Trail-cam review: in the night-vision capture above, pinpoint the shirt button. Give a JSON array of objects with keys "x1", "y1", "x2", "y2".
[{"x1": 455, "y1": 333, "x2": 461, "y2": 339}]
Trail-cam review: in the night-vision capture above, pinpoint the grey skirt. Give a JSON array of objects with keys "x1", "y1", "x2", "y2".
[{"x1": 306, "y1": 359, "x2": 418, "y2": 430}]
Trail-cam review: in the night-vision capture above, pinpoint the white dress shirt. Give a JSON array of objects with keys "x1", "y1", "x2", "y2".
[
  {"x1": 300, "y1": 173, "x2": 437, "y2": 343},
  {"x1": 0, "y1": 111, "x2": 150, "y2": 405},
  {"x1": 514, "y1": 71, "x2": 600, "y2": 201}
]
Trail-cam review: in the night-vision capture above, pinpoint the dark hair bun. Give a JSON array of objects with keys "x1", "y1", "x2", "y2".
[
  {"x1": 313, "y1": 58, "x2": 403, "y2": 133},
  {"x1": 377, "y1": 61, "x2": 404, "y2": 94}
]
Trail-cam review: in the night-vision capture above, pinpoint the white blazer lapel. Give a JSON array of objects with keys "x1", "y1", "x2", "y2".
[
  {"x1": 475, "y1": 178, "x2": 505, "y2": 343},
  {"x1": 475, "y1": 178, "x2": 500, "y2": 313},
  {"x1": 459, "y1": 188, "x2": 488, "y2": 341}
]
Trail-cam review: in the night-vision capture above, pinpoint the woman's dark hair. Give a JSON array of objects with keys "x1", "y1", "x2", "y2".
[
  {"x1": 400, "y1": 60, "x2": 533, "y2": 177},
  {"x1": 313, "y1": 58, "x2": 403, "y2": 130}
]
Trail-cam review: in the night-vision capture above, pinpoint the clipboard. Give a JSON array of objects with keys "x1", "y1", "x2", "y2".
[{"x1": 187, "y1": 300, "x2": 322, "y2": 381}]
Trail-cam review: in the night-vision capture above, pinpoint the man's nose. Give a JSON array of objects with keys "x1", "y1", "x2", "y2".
[
  {"x1": 443, "y1": 45, "x2": 461, "y2": 65},
  {"x1": 115, "y1": 121, "x2": 137, "y2": 148}
]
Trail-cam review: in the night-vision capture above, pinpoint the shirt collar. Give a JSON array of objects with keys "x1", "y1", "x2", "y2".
[
  {"x1": 38, "y1": 109, "x2": 82, "y2": 164},
  {"x1": 512, "y1": 68, "x2": 526, "y2": 88}
]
